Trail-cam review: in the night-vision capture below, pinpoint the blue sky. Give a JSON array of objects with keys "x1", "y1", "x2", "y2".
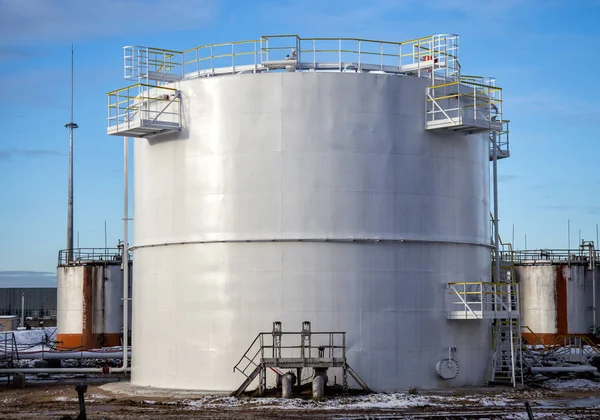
[{"x1": 1, "y1": 0, "x2": 599, "y2": 284}]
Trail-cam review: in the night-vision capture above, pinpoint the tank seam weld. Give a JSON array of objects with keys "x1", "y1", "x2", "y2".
[{"x1": 130, "y1": 237, "x2": 493, "y2": 250}]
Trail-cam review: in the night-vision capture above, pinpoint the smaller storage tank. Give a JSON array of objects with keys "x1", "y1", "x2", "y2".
[
  {"x1": 516, "y1": 249, "x2": 600, "y2": 344},
  {"x1": 56, "y1": 248, "x2": 131, "y2": 349}
]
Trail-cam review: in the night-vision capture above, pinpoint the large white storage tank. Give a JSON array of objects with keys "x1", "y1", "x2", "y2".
[
  {"x1": 107, "y1": 35, "x2": 503, "y2": 391},
  {"x1": 56, "y1": 249, "x2": 131, "y2": 349}
]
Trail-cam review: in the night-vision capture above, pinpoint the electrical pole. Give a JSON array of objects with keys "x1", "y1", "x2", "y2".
[{"x1": 65, "y1": 44, "x2": 78, "y2": 262}]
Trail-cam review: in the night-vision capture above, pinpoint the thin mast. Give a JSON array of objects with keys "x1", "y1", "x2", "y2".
[{"x1": 65, "y1": 44, "x2": 78, "y2": 262}]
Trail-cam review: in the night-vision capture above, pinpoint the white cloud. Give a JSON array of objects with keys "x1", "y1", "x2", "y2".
[{"x1": 0, "y1": 0, "x2": 217, "y2": 45}]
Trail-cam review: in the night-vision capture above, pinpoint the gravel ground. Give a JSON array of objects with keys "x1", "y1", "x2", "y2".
[{"x1": 1, "y1": 375, "x2": 600, "y2": 419}]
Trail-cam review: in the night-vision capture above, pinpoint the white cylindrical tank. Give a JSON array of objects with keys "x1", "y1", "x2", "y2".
[
  {"x1": 517, "y1": 262, "x2": 600, "y2": 343},
  {"x1": 132, "y1": 72, "x2": 491, "y2": 391},
  {"x1": 57, "y1": 253, "x2": 131, "y2": 349}
]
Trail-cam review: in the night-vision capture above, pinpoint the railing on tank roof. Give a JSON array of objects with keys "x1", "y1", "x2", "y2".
[
  {"x1": 57, "y1": 248, "x2": 126, "y2": 266},
  {"x1": 123, "y1": 34, "x2": 461, "y2": 81},
  {"x1": 511, "y1": 249, "x2": 600, "y2": 264}
]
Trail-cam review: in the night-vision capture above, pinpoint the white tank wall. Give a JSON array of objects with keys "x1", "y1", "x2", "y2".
[
  {"x1": 517, "y1": 264, "x2": 600, "y2": 335},
  {"x1": 57, "y1": 266, "x2": 84, "y2": 334},
  {"x1": 132, "y1": 72, "x2": 491, "y2": 391}
]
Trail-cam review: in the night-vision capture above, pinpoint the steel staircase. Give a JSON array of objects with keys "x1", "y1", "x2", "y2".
[
  {"x1": 231, "y1": 322, "x2": 369, "y2": 397},
  {"x1": 490, "y1": 232, "x2": 523, "y2": 387}
]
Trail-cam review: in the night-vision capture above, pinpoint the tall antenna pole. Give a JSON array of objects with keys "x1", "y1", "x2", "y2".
[{"x1": 65, "y1": 44, "x2": 78, "y2": 262}]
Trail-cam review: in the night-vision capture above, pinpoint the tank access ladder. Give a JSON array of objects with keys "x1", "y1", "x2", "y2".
[
  {"x1": 490, "y1": 227, "x2": 523, "y2": 387},
  {"x1": 107, "y1": 46, "x2": 183, "y2": 138},
  {"x1": 445, "y1": 223, "x2": 523, "y2": 386},
  {"x1": 231, "y1": 321, "x2": 370, "y2": 397},
  {"x1": 489, "y1": 122, "x2": 510, "y2": 161}
]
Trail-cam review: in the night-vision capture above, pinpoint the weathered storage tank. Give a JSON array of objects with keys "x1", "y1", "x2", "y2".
[
  {"x1": 56, "y1": 248, "x2": 131, "y2": 349},
  {"x1": 107, "y1": 34, "x2": 508, "y2": 391},
  {"x1": 516, "y1": 249, "x2": 600, "y2": 344}
]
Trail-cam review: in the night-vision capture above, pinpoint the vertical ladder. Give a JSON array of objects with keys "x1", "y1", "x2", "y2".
[{"x1": 491, "y1": 246, "x2": 523, "y2": 386}]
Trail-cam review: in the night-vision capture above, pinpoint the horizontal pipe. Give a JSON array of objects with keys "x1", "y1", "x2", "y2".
[
  {"x1": 530, "y1": 366, "x2": 597, "y2": 373},
  {"x1": 0, "y1": 367, "x2": 131, "y2": 374},
  {"x1": 5, "y1": 350, "x2": 131, "y2": 360}
]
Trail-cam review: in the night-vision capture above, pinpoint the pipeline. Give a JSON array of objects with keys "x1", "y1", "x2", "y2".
[
  {"x1": 530, "y1": 365, "x2": 597, "y2": 373},
  {"x1": 0, "y1": 367, "x2": 130, "y2": 374},
  {"x1": 3, "y1": 350, "x2": 131, "y2": 360}
]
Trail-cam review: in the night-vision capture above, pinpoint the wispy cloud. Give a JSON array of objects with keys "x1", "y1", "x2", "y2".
[
  {"x1": 0, "y1": 0, "x2": 217, "y2": 45},
  {"x1": 0, "y1": 148, "x2": 63, "y2": 160},
  {"x1": 511, "y1": 92, "x2": 600, "y2": 124},
  {"x1": 258, "y1": 0, "x2": 528, "y2": 36},
  {"x1": 0, "y1": 271, "x2": 56, "y2": 287},
  {"x1": 0, "y1": 45, "x2": 40, "y2": 61},
  {"x1": 0, "y1": 271, "x2": 55, "y2": 277},
  {"x1": 499, "y1": 174, "x2": 520, "y2": 183},
  {"x1": 545, "y1": 205, "x2": 600, "y2": 215}
]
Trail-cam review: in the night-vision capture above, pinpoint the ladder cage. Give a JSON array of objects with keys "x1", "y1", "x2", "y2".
[{"x1": 124, "y1": 46, "x2": 183, "y2": 81}]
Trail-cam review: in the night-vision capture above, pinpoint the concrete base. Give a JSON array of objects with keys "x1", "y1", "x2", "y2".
[{"x1": 100, "y1": 380, "x2": 231, "y2": 398}]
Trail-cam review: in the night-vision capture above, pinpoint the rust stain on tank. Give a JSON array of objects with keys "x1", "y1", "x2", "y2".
[
  {"x1": 82, "y1": 266, "x2": 94, "y2": 348},
  {"x1": 555, "y1": 265, "x2": 568, "y2": 335}
]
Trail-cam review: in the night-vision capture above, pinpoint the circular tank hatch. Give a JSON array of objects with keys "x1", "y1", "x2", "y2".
[{"x1": 436, "y1": 358, "x2": 459, "y2": 380}]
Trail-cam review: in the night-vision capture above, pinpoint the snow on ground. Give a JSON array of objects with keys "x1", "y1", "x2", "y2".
[
  {"x1": 5, "y1": 327, "x2": 57, "y2": 352},
  {"x1": 12, "y1": 327, "x2": 56, "y2": 345},
  {"x1": 544, "y1": 378, "x2": 600, "y2": 390},
  {"x1": 182, "y1": 393, "x2": 513, "y2": 411},
  {"x1": 55, "y1": 396, "x2": 78, "y2": 402}
]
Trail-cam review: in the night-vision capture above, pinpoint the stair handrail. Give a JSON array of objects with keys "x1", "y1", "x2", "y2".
[{"x1": 232, "y1": 332, "x2": 265, "y2": 375}]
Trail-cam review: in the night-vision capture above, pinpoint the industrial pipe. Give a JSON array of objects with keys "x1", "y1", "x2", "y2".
[
  {"x1": 0, "y1": 368, "x2": 122, "y2": 374},
  {"x1": 115, "y1": 135, "x2": 130, "y2": 375},
  {"x1": 530, "y1": 366, "x2": 597, "y2": 373},
  {"x1": 20, "y1": 292, "x2": 24, "y2": 328},
  {"x1": 7, "y1": 350, "x2": 131, "y2": 360}
]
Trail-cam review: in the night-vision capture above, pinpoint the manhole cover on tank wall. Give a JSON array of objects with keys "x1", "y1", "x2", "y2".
[{"x1": 436, "y1": 358, "x2": 459, "y2": 379}]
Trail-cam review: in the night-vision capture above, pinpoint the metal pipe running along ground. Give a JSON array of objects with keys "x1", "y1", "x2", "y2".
[
  {"x1": 3, "y1": 350, "x2": 131, "y2": 360},
  {"x1": 0, "y1": 367, "x2": 131, "y2": 374},
  {"x1": 530, "y1": 366, "x2": 597, "y2": 373}
]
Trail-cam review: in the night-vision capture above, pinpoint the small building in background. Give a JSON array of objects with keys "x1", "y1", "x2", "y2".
[
  {"x1": 0, "y1": 288, "x2": 57, "y2": 327},
  {"x1": 0, "y1": 315, "x2": 18, "y2": 332}
]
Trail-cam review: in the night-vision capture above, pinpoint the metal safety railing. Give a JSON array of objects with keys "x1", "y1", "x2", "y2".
[
  {"x1": 122, "y1": 34, "x2": 460, "y2": 81},
  {"x1": 124, "y1": 46, "x2": 183, "y2": 81},
  {"x1": 231, "y1": 321, "x2": 369, "y2": 396},
  {"x1": 426, "y1": 79, "x2": 503, "y2": 130},
  {"x1": 490, "y1": 120, "x2": 510, "y2": 159},
  {"x1": 447, "y1": 282, "x2": 519, "y2": 320},
  {"x1": 57, "y1": 248, "x2": 123, "y2": 266},
  {"x1": 233, "y1": 329, "x2": 347, "y2": 377},
  {"x1": 107, "y1": 84, "x2": 181, "y2": 135},
  {"x1": 511, "y1": 249, "x2": 600, "y2": 263}
]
